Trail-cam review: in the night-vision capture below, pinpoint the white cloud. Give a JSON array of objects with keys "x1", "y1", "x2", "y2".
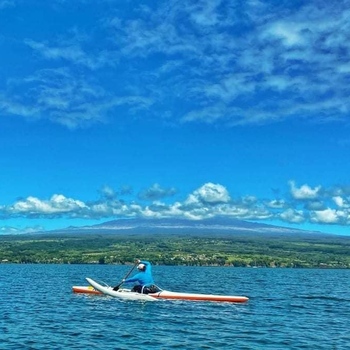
[
  {"x1": 187, "y1": 183, "x2": 231, "y2": 205},
  {"x1": 0, "y1": 225, "x2": 44, "y2": 235},
  {"x1": 10, "y1": 194, "x2": 87, "y2": 216},
  {"x1": 266, "y1": 199, "x2": 286, "y2": 209},
  {"x1": 138, "y1": 183, "x2": 177, "y2": 201},
  {"x1": 280, "y1": 209, "x2": 305, "y2": 224},
  {"x1": 1, "y1": 67, "x2": 153, "y2": 129},
  {"x1": 289, "y1": 181, "x2": 321, "y2": 200},
  {"x1": 100, "y1": 185, "x2": 116, "y2": 200},
  {"x1": 263, "y1": 22, "x2": 306, "y2": 47},
  {"x1": 25, "y1": 40, "x2": 112, "y2": 70},
  {"x1": 332, "y1": 196, "x2": 349, "y2": 208},
  {"x1": 189, "y1": 0, "x2": 221, "y2": 27},
  {"x1": 305, "y1": 200, "x2": 325, "y2": 211},
  {"x1": 310, "y1": 208, "x2": 342, "y2": 224}
]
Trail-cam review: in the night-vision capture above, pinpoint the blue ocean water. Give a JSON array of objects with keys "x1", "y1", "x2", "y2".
[{"x1": 0, "y1": 264, "x2": 349, "y2": 349}]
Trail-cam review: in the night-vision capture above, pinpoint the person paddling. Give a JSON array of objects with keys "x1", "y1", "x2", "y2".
[{"x1": 114, "y1": 259, "x2": 157, "y2": 293}]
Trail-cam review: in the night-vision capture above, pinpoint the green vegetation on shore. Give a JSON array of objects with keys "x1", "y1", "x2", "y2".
[{"x1": 0, "y1": 232, "x2": 349, "y2": 268}]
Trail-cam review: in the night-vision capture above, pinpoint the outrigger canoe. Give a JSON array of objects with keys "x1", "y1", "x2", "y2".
[
  {"x1": 75, "y1": 277, "x2": 249, "y2": 303},
  {"x1": 72, "y1": 285, "x2": 102, "y2": 295}
]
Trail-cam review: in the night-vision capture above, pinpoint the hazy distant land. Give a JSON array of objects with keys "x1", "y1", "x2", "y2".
[{"x1": 1, "y1": 218, "x2": 349, "y2": 268}]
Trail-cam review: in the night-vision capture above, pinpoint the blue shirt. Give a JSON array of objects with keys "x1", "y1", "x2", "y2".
[{"x1": 124, "y1": 260, "x2": 154, "y2": 286}]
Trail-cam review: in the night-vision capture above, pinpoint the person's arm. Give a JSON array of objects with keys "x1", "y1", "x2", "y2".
[{"x1": 124, "y1": 272, "x2": 141, "y2": 284}]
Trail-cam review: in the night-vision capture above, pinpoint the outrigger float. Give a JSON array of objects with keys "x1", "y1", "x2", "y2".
[{"x1": 72, "y1": 278, "x2": 249, "y2": 303}]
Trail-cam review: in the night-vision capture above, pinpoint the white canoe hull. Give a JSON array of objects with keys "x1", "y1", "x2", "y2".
[
  {"x1": 85, "y1": 278, "x2": 248, "y2": 303},
  {"x1": 86, "y1": 278, "x2": 157, "y2": 301}
]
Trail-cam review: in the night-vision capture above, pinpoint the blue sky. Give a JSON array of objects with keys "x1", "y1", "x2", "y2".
[{"x1": 1, "y1": 0, "x2": 350, "y2": 236}]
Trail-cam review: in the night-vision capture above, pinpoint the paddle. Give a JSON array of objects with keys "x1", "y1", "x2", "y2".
[{"x1": 113, "y1": 261, "x2": 138, "y2": 291}]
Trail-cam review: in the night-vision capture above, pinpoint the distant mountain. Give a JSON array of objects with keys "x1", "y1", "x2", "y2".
[{"x1": 51, "y1": 217, "x2": 326, "y2": 238}]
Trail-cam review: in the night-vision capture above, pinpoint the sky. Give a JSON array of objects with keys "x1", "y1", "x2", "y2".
[{"x1": 1, "y1": 0, "x2": 350, "y2": 236}]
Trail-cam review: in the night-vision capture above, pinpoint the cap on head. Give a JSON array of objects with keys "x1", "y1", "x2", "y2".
[{"x1": 137, "y1": 263, "x2": 146, "y2": 271}]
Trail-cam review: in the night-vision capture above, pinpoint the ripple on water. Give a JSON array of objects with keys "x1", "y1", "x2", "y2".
[{"x1": 0, "y1": 265, "x2": 349, "y2": 349}]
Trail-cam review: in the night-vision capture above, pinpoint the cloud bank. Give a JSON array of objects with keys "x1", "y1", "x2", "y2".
[{"x1": 1, "y1": 182, "x2": 350, "y2": 231}]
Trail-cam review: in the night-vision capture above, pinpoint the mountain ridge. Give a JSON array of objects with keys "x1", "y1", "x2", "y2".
[{"x1": 50, "y1": 217, "x2": 329, "y2": 238}]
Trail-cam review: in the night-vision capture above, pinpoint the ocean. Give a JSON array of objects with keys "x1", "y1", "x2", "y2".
[{"x1": 0, "y1": 264, "x2": 349, "y2": 349}]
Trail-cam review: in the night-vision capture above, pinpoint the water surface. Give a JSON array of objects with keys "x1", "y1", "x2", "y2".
[{"x1": 0, "y1": 265, "x2": 349, "y2": 349}]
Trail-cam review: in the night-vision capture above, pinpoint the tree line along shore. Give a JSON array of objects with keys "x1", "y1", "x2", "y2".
[{"x1": 1, "y1": 232, "x2": 349, "y2": 268}]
